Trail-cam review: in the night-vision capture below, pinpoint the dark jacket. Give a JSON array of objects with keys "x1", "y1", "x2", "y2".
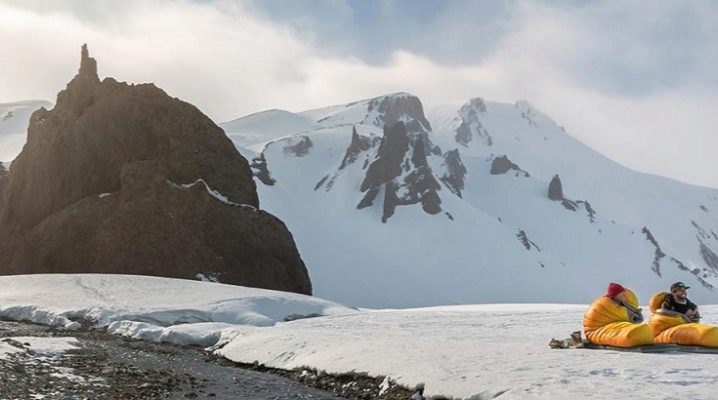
[{"x1": 661, "y1": 293, "x2": 698, "y2": 315}]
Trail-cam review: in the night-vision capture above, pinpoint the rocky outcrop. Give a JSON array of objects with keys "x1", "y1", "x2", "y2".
[
  {"x1": 699, "y1": 240, "x2": 718, "y2": 274},
  {"x1": 364, "y1": 93, "x2": 431, "y2": 133},
  {"x1": 491, "y1": 155, "x2": 518, "y2": 175},
  {"x1": 402, "y1": 134, "x2": 442, "y2": 213},
  {"x1": 440, "y1": 149, "x2": 466, "y2": 198},
  {"x1": 283, "y1": 135, "x2": 313, "y2": 157},
  {"x1": 548, "y1": 175, "x2": 563, "y2": 201},
  {"x1": 340, "y1": 126, "x2": 373, "y2": 169},
  {"x1": 455, "y1": 98, "x2": 492, "y2": 147},
  {"x1": 250, "y1": 153, "x2": 275, "y2": 186},
  {"x1": 516, "y1": 101, "x2": 539, "y2": 127},
  {"x1": 490, "y1": 155, "x2": 529, "y2": 177},
  {"x1": 642, "y1": 227, "x2": 666, "y2": 276},
  {"x1": 0, "y1": 45, "x2": 311, "y2": 294},
  {"x1": 357, "y1": 122, "x2": 442, "y2": 222},
  {"x1": 517, "y1": 230, "x2": 541, "y2": 252},
  {"x1": 545, "y1": 174, "x2": 596, "y2": 223},
  {"x1": 359, "y1": 122, "x2": 410, "y2": 195},
  {"x1": 641, "y1": 225, "x2": 716, "y2": 287}
]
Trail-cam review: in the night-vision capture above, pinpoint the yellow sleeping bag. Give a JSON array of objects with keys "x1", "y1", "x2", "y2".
[
  {"x1": 648, "y1": 292, "x2": 718, "y2": 347},
  {"x1": 583, "y1": 288, "x2": 654, "y2": 347}
]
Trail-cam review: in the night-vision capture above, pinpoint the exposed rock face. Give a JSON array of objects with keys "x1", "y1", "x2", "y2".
[
  {"x1": 517, "y1": 230, "x2": 541, "y2": 252},
  {"x1": 490, "y1": 155, "x2": 528, "y2": 177},
  {"x1": 250, "y1": 153, "x2": 275, "y2": 186},
  {"x1": 312, "y1": 125, "x2": 380, "y2": 193},
  {"x1": 440, "y1": 149, "x2": 467, "y2": 198},
  {"x1": 359, "y1": 123, "x2": 410, "y2": 194},
  {"x1": 455, "y1": 98, "x2": 492, "y2": 147},
  {"x1": 548, "y1": 174, "x2": 563, "y2": 201},
  {"x1": 351, "y1": 94, "x2": 448, "y2": 222},
  {"x1": 364, "y1": 94, "x2": 431, "y2": 133},
  {"x1": 642, "y1": 226, "x2": 666, "y2": 276},
  {"x1": 699, "y1": 240, "x2": 718, "y2": 274},
  {"x1": 0, "y1": 45, "x2": 311, "y2": 294},
  {"x1": 340, "y1": 126, "x2": 373, "y2": 169},
  {"x1": 357, "y1": 122, "x2": 442, "y2": 222}
]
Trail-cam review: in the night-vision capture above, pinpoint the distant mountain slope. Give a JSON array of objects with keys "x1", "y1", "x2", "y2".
[
  {"x1": 7, "y1": 86, "x2": 717, "y2": 308},
  {"x1": 221, "y1": 109, "x2": 318, "y2": 149},
  {"x1": 224, "y1": 93, "x2": 718, "y2": 308}
]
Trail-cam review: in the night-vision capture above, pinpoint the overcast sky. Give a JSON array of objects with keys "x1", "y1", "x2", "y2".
[{"x1": 1, "y1": 0, "x2": 716, "y2": 188}]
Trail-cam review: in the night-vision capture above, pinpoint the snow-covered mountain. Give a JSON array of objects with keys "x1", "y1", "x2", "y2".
[
  {"x1": 0, "y1": 100, "x2": 52, "y2": 164},
  {"x1": 221, "y1": 93, "x2": 718, "y2": 308},
  {"x1": 222, "y1": 109, "x2": 318, "y2": 149}
]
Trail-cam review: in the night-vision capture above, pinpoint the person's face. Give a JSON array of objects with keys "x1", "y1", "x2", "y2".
[{"x1": 673, "y1": 289, "x2": 687, "y2": 300}]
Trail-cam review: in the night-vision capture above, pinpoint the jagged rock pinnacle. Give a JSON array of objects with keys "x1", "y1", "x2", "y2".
[{"x1": 79, "y1": 44, "x2": 99, "y2": 81}]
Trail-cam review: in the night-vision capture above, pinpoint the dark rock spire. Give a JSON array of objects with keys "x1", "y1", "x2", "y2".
[
  {"x1": 80, "y1": 44, "x2": 98, "y2": 78},
  {"x1": 548, "y1": 174, "x2": 564, "y2": 201}
]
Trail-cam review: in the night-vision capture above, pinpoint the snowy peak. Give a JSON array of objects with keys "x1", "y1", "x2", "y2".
[
  {"x1": 429, "y1": 98, "x2": 566, "y2": 158},
  {"x1": 301, "y1": 92, "x2": 431, "y2": 132},
  {"x1": 363, "y1": 92, "x2": 431, "y2": 132},
  {"x1": 513, "y1": 99, "x2": 549, "y2": 128},
  {"x1": 223, "y1": 92, "x2": 718, "y2": 306},
  {"x1": 301, "y1": 93, "x2": 447, "y2": 222},
  {"x1": 455, "y1": 97, "x2": 492, "y2": 147}
]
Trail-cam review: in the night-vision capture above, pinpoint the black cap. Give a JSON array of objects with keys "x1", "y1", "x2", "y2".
[{"x1": 671, "y1": 282, "x2": 690, "y2": 292}]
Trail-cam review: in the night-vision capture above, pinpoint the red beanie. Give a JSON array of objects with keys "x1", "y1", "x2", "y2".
[{"x1": 606, "y1": 282, "x2": 625, "y2": 297}]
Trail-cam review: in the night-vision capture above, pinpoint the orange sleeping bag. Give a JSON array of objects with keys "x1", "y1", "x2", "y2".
[
  {"x1": 648, "y1": 292, "x2": 718, "y2": 347},
  {"x1": 583, "y1": 288, "x2": 654, "y2": 347}
]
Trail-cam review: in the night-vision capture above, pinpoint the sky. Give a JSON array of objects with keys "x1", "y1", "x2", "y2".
[{"x1": 1, "y1": 0, "x2": 717, "y2": 188}]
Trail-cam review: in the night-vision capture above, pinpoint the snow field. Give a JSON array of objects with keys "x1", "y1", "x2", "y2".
[{"x1": 2, "y1": 275, "x2": 717, "y2": 399}]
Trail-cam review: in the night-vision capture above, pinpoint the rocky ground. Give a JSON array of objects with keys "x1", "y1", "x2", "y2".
[{"x1": 0, "y1": 321, "x2": 417, "y2": 400}]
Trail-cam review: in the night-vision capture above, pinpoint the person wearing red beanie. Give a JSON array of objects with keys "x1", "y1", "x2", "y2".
[
  {"x1": 605, "y1": 282, "x2": 643, "y2": 323},
  {"x1": 606, "y1": 282, "x2": 626, "y2": 298}
]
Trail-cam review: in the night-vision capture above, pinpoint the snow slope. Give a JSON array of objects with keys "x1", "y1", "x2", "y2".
[
  {"x1": 1, "y1": 275, "x2": 716, "y2": 399},
  {"x1": 223, "y1": 93, "x2": 718, "y2": 308},
  {"x1": 0, "y1": 274, "x2": 355, "y2": 332},
  {"x1": 221, "y1": 108, "x2": 318, "y2": 150},
  {"x1": 217, "y1": 303, "x2": 718, "y2": 400},
  {"x1": 0, "y1": 100, "x2": 52, "y2": 163}
]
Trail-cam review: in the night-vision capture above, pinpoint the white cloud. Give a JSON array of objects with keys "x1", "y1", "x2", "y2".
[{"x1": 0, "y1": 0, "x2": 716, "y2": 188}]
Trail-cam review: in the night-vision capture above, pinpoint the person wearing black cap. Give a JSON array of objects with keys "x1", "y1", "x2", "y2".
[{"x1": 661, "y1": 282, "x2": 700, "y2": 322}]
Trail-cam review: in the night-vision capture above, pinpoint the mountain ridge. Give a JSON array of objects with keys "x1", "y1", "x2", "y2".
[
  {"x1": 4, "y1": 85, "x2": 716, "y2": 307},
  {"x1": 219, "y1": 91, "x2": 718, "y2": 307}
]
